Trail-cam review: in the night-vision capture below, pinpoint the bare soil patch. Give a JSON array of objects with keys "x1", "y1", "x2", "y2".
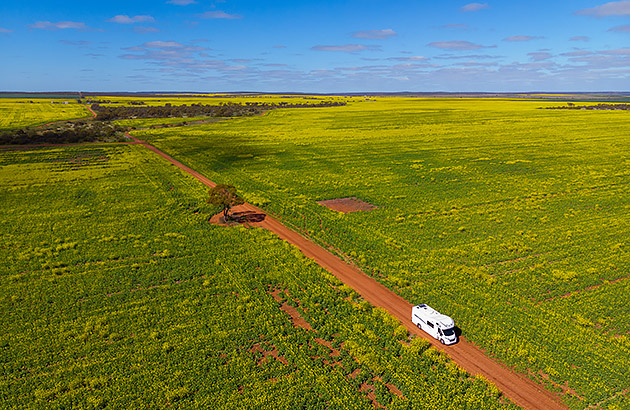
[
  {"x1": 280, "y1": 303, "x2": 313, "y2": 330},
  {"x1": 268, "y1": 288, "x2": 313, "y2": 331},
  {"x1": 348, "y1": 368, "x2": 361, "y2": 379},
  {"x1": 209, "y1": 206, "x2": 267, "y2": 226},
  {"x1": 249, "y1": 342, "x2": 289, "y2": 366},
  {"x1": 360, "y1": 381, "x2": 385, "y2": 409},
  {"x1": 386, "y1": 382, "x2": 404, "y2": 398},
  {"x1": 536, "y1": 370, "x2": 583, "y2": 399},
  {"x1": 317, "y1": 197, "x2": 377, "y2": 213},
  {"x1": 314, "y1": 338, "x2": 340, "y2": 357}
]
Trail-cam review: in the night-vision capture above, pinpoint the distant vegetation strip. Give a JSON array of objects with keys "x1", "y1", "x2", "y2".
[
  {"x1": 0, "y1": 120, "x2": 127, "y2": 145},
  {"x1": 544, "y1": 103, "x2": 630, "y2": 110},
  {"x1": 0, "y1": 99, "x2": 350, "y2": 145},
  {"x1": 112, "y1": 116, "x2": 219, "y2": 129},
  {"x1": 90, "y1": 101, "x2": 347, "y2": 121}
]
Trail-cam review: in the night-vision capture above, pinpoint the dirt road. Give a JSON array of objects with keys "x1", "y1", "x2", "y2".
[
  {"x1": 128, "y1": 132, "x2": 568, "y2": 410},
  {"x1": 84, "y1": 104, "x2": 97, "y2": 118}
]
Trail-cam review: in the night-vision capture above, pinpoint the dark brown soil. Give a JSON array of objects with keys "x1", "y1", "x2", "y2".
[{"x1": 317, "y1": 197, "x2": 377, "y2": 213}]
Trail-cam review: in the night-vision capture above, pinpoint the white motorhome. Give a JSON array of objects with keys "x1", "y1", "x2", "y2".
[{"x1": 411, "y1": 304, "x2": 458, "y2": 345}]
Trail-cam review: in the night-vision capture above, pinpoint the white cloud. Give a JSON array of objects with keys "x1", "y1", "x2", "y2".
[
  {"x1": 503, "y1": 35, "x2": 543, "y2": 42},
  {"x1": 106, "y1": 15, "x2": 155, "y2": 24},
  {"x1": 528, "y1": 52, "x2": 553, "y2": 61},
  {"x1": 428, "y1": 40, "x2": 488, "y2": 50},
  {"x1": 570, "y1": 36, "x2": 590, "y2": 41},
  {"x1": 352, "y1": 29, "x2": 397, "y2": 39},
  {"x1": 440, "y1": 23, "x2": 471, "y2": 30},
  {"x1": 564, "y1": 48, "x2": 630, "y2": 70},
  {"x1": 575, "y1": 1, "x2": 630, "y2": 17},
  {"x1": 0, "y1": 27, "x2": 12, "y2": 33},
  {"x1": 561, "y1": 50, "x2": 594, "y2": 57},
  {"x1": 460, "y1": 3, "x2": 490, "y2": 12},
  {"x1": 388, "y1": 56, "x2": 428, "y2": 61},
  {"x1": 167, "y1": 0, "x2": 196, "y2": 4},
  {"x1": 223, "y1": 65, "x2": 248, "y2": 71},
  {"x1": 609, "y1": 25, "x2": 630, "y2": 32},
  {"x1": 59, "y1": 40, "x2": 92, "y2": 46},
  {"x1": 312, "y1": 44, "x2": 381, "y2": 52},
  {"x1": 29, "y1": 21, "x2": 88, "y2": 30},
  {"x1": 455, "y1": 61, "x2": 499, "y2": 67},
  {"x1": 119, "y1": 40, "x2": 212, "y2": 69},
  {"x1": 435, "y1": 54, "x2": 501, "y2": 60},
  {"x1": 134, "y1": 26, "x2": 160, "y2": 33},
  {"x1": 198, "y1": 11, "x2": 242, "y2": 19},
  {"x1": 143, "y1": 41, "x2": 186, "y2": 48},
  {"x1": 599, "y1": 47, "x2": 630, "y2": 55}
]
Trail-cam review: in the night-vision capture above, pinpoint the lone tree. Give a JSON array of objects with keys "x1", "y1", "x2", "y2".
[{"x1": 207, "y1": 184, "x2": 245, "y2": 222}]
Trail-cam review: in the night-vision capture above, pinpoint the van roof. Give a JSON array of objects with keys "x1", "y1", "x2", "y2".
[{"x1": 413, "y1": 304, "x2": 455, "y2": 329}]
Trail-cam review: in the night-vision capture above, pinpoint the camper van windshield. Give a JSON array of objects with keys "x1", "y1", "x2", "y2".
[{"x1": 443, "y1": 328, "x2": 455, "y2": 336}]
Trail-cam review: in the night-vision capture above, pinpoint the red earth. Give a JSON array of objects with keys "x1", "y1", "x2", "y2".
[{"x1": 317, "y1": 197, "x2": 378, "y2": 213}]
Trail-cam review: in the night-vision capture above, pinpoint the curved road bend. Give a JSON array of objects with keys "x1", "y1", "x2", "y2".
[{"x1": 127, "y1": 132, "x2": 568, "y2": 410}]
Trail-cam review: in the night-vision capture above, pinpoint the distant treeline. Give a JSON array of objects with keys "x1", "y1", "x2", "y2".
[
  {"x1": 0, "y1": 100, "x2": 348, "y2": 145},
  {"x1": 545, "y1": 103, "x2": 630, "y2": 111},
  {"x1": 86, "y1": 100, "x2": 146, "y2": 105},
  {"x1": 0, "y1": 121, "x2": 127, "y2": 145},
  {"x1": 90, "y1": 101, "x2": 346, "y2": 121}
]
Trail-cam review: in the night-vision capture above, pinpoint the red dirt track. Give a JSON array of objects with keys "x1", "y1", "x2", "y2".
[
  {"x1": 128, "y1": 132, "x2": 568, "y2": 410},
  {"x1": 84, "y1": 104, "x2": 97, "y2": 118}
]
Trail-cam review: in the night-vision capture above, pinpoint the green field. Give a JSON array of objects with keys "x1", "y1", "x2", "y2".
[
  {"x1": 112, "y1": 116, "x2": 220, "y2": 129},
  {"x1": 0, "y1": 144, "x2": 516, "y2": 409},
  {"x1": 0, "y1": 99, "x2": 91, "y2": 130},
  {"x1": 133, "y1": 98, "x2": 630, "y2": 409}
]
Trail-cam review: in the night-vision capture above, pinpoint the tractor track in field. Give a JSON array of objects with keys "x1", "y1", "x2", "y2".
[{"x1": 126, "y1": 131, "x2": 568, "y2": 410}]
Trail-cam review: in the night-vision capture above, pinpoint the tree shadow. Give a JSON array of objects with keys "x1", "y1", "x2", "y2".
[{"x1": 232, "y1": 210, "x2": 266, "y2": 223}]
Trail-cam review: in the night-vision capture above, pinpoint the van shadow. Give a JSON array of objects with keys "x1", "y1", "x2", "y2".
[{"x1": 454, "y1": 326, "x2": 463, "y2": 338}]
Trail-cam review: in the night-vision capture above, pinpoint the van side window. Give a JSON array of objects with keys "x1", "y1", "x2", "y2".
[{"x1": 427, "y1": 321, "x2": 434, "y2": 328}]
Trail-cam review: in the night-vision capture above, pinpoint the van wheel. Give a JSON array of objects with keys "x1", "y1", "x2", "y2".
[
  {"x1": 417, "y1": 323, "x2": 422, "y2": 330},
  {"x1": 440, "y1": 339, "x2": 445, "y2": 345}
]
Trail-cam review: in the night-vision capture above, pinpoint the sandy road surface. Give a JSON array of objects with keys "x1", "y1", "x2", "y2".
[{"x1": 127, "y1": 132, "x2": 568, "y2": 410}]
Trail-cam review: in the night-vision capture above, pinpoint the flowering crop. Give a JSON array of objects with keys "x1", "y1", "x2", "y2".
[
  {"x1": 0, "y1": 143, "x2": 516, "y2": 409},
  {"x1": 134, "y1": 97, "x2": 630, "y2": 409},
  {"x1": 0, "y1": 98, "x2": 91, "y2": 130}
]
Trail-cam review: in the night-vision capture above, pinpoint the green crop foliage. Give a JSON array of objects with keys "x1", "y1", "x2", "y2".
[
  {"x1": 0, "y1": 99, "x2": 91, "y2": 130},
  {"x1": 133, "y1": 97, "x2": 630, "y2": 409},
  {"x1": 112, "y1": 117, "x2": 219, "y2": 129},
  {"x1": 0, "y1": 143, "x2": 516, "y2": 409}
]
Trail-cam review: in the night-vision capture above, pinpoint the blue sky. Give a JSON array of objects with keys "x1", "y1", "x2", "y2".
[{"x1": 1, "y1": 1, "x2": 629, "y2": 92}]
